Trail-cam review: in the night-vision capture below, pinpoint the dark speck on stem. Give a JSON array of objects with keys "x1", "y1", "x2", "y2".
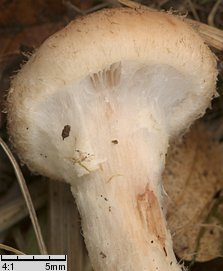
[{"x1": 100, "y1": 251, "x2": 106, "y2": 259}]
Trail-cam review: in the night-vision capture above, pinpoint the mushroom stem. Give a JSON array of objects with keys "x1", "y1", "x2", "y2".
[{"x1": 69, "y1": 129, "x2": 180, "y2": 270}]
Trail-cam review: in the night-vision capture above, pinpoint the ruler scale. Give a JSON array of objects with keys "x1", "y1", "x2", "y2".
[{"x1": 0, "y1": 255, "x2": 67, "y2": 271}]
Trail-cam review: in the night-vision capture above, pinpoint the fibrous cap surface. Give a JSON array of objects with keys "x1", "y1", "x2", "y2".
[{"x1": 8, "y1": 8, "x2": 217, "y2": 179}]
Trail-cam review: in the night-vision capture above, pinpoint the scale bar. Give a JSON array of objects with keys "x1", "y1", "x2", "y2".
[{"x1": 1, "y1": 255, "x2": 66, "y2": 261}]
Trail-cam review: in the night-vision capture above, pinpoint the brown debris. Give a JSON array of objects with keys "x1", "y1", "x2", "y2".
[
  {"x1": 61, "y1": 125, "x2": 71, "y2": 140},
  {"x1": 137, "y1": 184, "x2": 166, "y2": 253},
  {"x1": 164, "y1": 123, "x2": 223, "y2": 261}
]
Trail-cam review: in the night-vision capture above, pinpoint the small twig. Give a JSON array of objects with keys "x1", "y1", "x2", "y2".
[
  {"x1": 0, "y1": 243, "x2": 25, "y2": 255},
  {"x1": 0, "y1": 137, "x2": 48, "y2": 255},
  {"x1": 12, "y1": 227, "x2": 26, "y2": 252},
  {"x1": 187, "y1": 0, "x2": 200, "y2": 21},
  {"x1": 0, "y1": 181, "x2": 46, "y2": 233},
  {"x1": 208, "y1": 0, "x2": 222, "y2": 27},
  {"x1": 86, "y1": 3, "x2": 110, "y2": 14},
  {"x1": 105, "y1": 0, "x2": 122, "y2": 7},
  {"x1": 64, "y1": 1, "x2": 109, "y2": 15},
  {"x1": 198, "y1": 223, "x2": 223, "y2": 232},
  {"x1": 118, "y1": 0, "x2": 142, "y2": 9},
  {"x1": 63, "y1": 0, "x2": 84, "y2": 14},
  {"x1": 118, "y1": 0, "x2": 223, "y2": 50},
  {"x1": 189, "y1": 195, "x2": 223, "y2": 268}
]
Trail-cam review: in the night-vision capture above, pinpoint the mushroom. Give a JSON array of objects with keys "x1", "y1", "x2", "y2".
[{"x1": 7, "y1": 8, "x2": 217, "y2": 271}]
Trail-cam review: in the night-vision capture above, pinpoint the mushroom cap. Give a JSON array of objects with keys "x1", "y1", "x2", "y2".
[{"x1": 7, "y1": 8, "x2": 217, "y2": 180}]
